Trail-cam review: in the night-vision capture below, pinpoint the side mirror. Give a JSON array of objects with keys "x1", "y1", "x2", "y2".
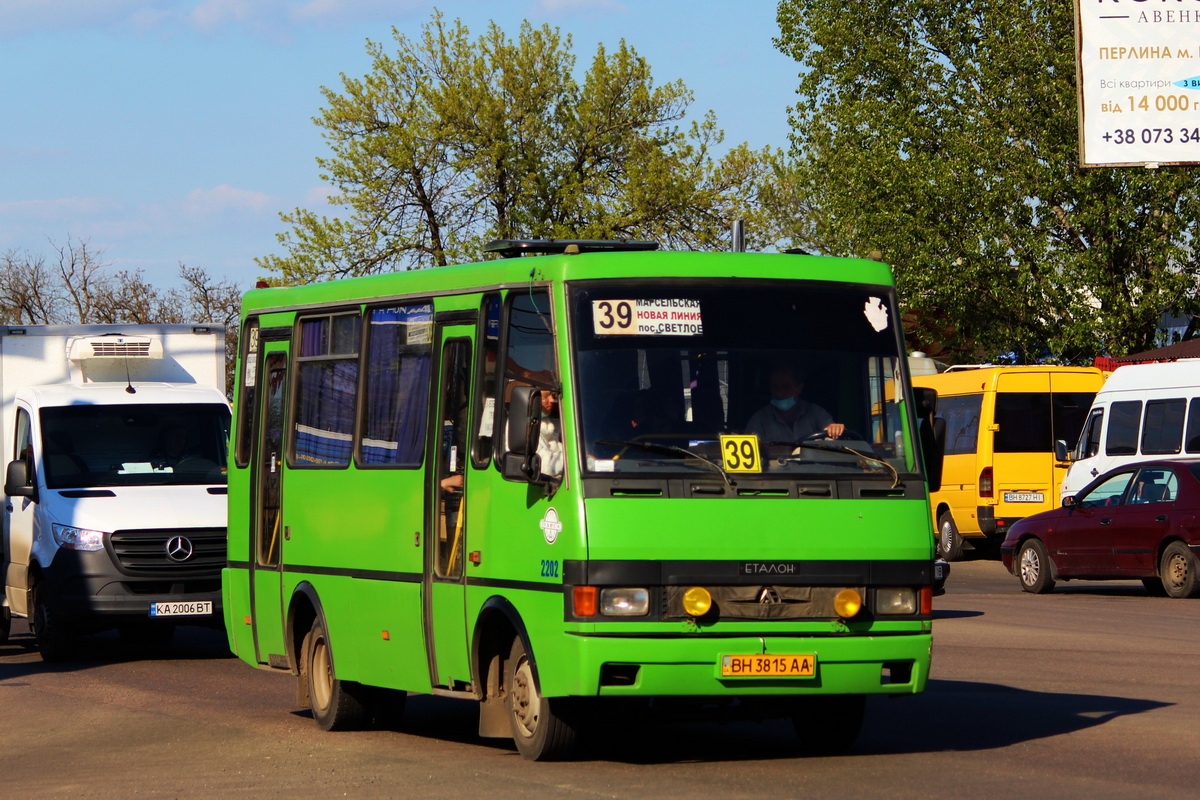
[
  {"x1": 502, "y1": 385, "x2": 543, "y2": 482},
  {"x1": 1062, "y1": 495, "x2": 1078, "y2": 509},
  {"x1": 5, "y1": 459, "x2": 34, "y2": 498},
  {"x1": 913, "y1": 387, "x2": 945, "y2": 492},
  {"x1": 1053, "y1": 439, "x2": 1072, "y2": 462}
]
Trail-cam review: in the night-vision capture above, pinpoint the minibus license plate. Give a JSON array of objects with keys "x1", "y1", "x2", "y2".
[
  {"x1": 1003, "y1": 491, "x2": 1044, "y2": 503},
  {"x1": 150, "y1": 601, "x2": 213, "y2": 617},
  {"x1": 720, "y1": 654, "x2": 815, "y2": 677}
]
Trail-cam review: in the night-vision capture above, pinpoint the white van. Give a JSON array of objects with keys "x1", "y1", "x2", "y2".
[
  {"x1": 1060, "y1": 360, "x2": 1200, "y2": 499},
  {"x1": 0, "y1": 325, "x2": 229, "y2": 660}
]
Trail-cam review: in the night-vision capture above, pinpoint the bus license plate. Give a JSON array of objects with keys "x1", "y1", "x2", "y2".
[
  {"x1": 720, "y1": 654, "x2": 816, "y2": 678},
  {"x1": 150, "y1": 601, "x2": 213, "y2": 617},
  {"x1": 1003, "y1": 491, "x2": 1044, "y2": 503}
]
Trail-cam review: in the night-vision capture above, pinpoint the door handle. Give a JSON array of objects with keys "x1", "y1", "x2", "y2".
[
  {"x1": 1100, "y1": 518, "x2": 1112, "y2": 525},
  {"x1": 1156, "y1": 515, "x2": 1168, "y2": 523}
]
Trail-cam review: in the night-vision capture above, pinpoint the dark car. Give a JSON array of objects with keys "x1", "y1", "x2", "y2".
[{"x1": 1000, "y1": 459, "x2": 1200, "y2": 598}]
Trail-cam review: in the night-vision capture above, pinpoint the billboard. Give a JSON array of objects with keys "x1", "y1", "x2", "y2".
[{"x1": 1076, "y1": 1, "x2": 1200, "y2": 167}]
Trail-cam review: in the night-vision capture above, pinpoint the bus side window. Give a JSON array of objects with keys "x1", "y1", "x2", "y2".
[
  {"x1": 499, "y1": 290, "x2": 557, "y2": 444},
  {"x1": 472, "y1": 294, "x2": 501, "y2": 468}
]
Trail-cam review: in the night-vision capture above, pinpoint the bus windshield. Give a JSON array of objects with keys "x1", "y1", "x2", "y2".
[
  {"x1": 41, "y1": 403, "x2": 231, "y2": 489},
  {"x1": 572, "y1": 282, "x2": 911, "y2": 480}
]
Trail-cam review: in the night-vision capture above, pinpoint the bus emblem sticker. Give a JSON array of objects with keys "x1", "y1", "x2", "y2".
[
  {"x1": 540, "y1": 507, "x2": 563, "y2": 544},
  {"x1": 863, "y1": 296, "x2": 889, "y2": 332}
]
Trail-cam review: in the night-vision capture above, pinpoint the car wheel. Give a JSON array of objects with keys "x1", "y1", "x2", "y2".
[
  {"x1": 0, "y1": 603, "x2": 9, "y2": 646},
  {"x1": 1159, "y1": 541, "x2": 1200, "y2": 599},
  {"x1": 1017, "y1": 539, "x2": 1055, "y2": 594},
  {"x1": 937, "y1": 512, "x2": 964, "y2": 562},
  {"x1": 33, "y1": 581, "x2": 76, "y2": 662}
]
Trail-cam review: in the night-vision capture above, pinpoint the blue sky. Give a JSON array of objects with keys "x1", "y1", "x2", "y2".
[{"x1": 0, "y1": 1, "x2": 800, "y2": 290}]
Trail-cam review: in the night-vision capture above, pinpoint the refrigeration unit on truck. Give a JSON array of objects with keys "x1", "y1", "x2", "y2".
[{"x1": 0, "y1": 324, "x2": 230, "y2": 660}]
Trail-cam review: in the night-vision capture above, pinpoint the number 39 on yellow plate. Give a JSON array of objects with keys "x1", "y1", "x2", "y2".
[{"x1": 719, "y1": 434, "x2": 762, "y2": 473}]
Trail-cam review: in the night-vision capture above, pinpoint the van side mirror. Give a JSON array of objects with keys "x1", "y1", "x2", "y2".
[
  {"x1": 502, "y1": 385, "x2": 542, "y2": 482},
  {"x1": 1053, "y1": 439, "x2": 1072, "y2": 462},
  {"x1": 5, "y1": 459, "x2": 34, "y2": 499},
  {"x1": 913, "y1": 387, "x2": 945, "y2": 492}
]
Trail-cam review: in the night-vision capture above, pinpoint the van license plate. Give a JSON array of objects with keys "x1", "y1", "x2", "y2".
[
  {"x1": 150, "y1": 601, "x2": 213, "y2": 617},
  {"x1": 720, "y1": 654, "x2": 815, "y2": 677},
  {"x1": 1004, "y1": 491, "x2": 1044, "y2": 503}
]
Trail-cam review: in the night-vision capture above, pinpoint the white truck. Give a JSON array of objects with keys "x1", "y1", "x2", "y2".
[{"x1": 0, "y1": 324, "x2": 230, "y2": 660}]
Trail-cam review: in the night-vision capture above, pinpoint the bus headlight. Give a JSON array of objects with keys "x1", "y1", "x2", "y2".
[
  {"x1": 834, "y1": 588, "x2": 863, "y2": 619},
  {"x1": 874, "y1": 587, "x2": 917, "y2": 615},
  {"x1": 600, "y1": 588, "x2": 649, "y2": 616},
  {"x1": 51, "y1": 523, "x2": 105, "y2": 551},
  {"x1": 682, "y1": 586, "x2": 712, "y2": 617}
]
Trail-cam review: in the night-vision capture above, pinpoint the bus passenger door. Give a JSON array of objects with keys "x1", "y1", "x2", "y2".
[
  {"x1": 250, "y1": 348, "x2": 289, "y2": 665},
  {"x1": 425, "y1": 327, "x2": 473, "y2": 689}
]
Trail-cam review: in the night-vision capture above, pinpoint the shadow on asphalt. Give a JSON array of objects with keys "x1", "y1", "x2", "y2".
[
  {"x1": 0, "y1": 621, "x2": 232, "y2": 680},
  {"x1": 305, "y1": 677, "x2": 1168, "y2": 764}
]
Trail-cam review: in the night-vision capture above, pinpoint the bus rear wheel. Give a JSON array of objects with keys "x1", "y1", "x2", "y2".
[
  {"x1": 505, "y1": 636, "x2": 578, "y2": 760},
  {"x1": 303, "y1": 616, "x2": 368, "y2": 731}
]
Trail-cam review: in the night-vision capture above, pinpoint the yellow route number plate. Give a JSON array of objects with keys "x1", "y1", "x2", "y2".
[
  {"x1": 719, "y1": 434, "x2": 762, "y2": 473},
  {"x1": 720, "y1": 653, "x2": 816, "y2": 678}
]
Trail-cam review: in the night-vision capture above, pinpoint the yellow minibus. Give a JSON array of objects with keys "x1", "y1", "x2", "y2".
[{"x1": 912, "y1": 366, "x2": 1104, "y2": 559}]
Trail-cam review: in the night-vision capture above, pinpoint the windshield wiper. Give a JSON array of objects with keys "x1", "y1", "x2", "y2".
[
  {"x1": 597, "y1": 440, "x2": 734, "y2": 488},
  {"x1": 772, "y1": 440, "x2": 900, "y2": 488}
]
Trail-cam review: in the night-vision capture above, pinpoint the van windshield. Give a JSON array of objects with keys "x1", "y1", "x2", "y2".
[
  {"x1": 40, "y1": 403, "x2": 231, "y2": 489},
  {"x1": 571, "y1": 282, "x2": 913, "y2": 480}
]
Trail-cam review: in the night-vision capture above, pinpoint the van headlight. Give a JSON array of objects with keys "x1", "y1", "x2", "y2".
[
  {"x1": 600, "y1": 588, "x2": 649, "y2": 616},
  {"x1": 52, "y1": 524, "x2": 106, "y2": 551},
  {"x1": 874, "y1": 587, "x2": 917, "y2": 615}
]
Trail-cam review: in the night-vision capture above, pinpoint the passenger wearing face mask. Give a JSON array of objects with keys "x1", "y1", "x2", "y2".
[{"x1": 744, "y1": 365, "x2": 846, "y2": 443}]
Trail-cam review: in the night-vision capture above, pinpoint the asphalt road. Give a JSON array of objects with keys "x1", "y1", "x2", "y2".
[{"x1": 2, "y1": 560, "x2": 1198, "y2": 799}]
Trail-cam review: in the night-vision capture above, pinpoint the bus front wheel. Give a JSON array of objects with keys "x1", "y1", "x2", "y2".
[
  {"x1": 505, "y1": 636, "x2": 579, "y2": 760},
  {"x1": 302, "y1": 616, "x2": 368, "y2": 731}
]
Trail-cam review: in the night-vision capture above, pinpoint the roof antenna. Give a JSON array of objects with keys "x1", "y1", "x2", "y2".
[{"x1": 124, "y1": 354, "x2": 136, "y2": 394}]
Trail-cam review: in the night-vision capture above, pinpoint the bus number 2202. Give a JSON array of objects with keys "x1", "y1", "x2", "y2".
[{"x1": 540, "y1": 559, "x2": 560, "y2": 578}]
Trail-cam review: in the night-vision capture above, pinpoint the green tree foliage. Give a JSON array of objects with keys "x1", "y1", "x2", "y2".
[
  {"x1": 774, "y1": 0, "x2": 1200, "y2": 362},
  {"x1": 259, "y1": 12, "x2": 772, "y2": 283}
]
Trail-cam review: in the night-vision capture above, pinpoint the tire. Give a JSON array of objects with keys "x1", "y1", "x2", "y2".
[
  {"x1": 937, "y1": 512, "x2": 964, "y2": 562},
  {"x1": 792, "y1": 694, "x2": 866, "y2": 754},
  {"x1": 1016, "y1": 539, "x2": 1055, "y2": 594},
  {"x1": 0, "y1": 603, "x2": 10, "y2": 646},
  {"x1": 302, "y1": 616, "x2": 369, "y2": 731},
  {"x1": 1159, "y1": 541, "x2": 1200, "y2": 599},
  {"x1": 505, "y1": 636, "x2": 579, "y2": 760},
  {"x1": 33, "y1": 581, "x2": 75, "y2": 662}
]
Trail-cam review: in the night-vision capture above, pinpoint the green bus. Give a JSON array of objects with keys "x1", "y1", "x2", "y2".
[{"x1": 223, "y1": 240, "x2": 943, "y2": 760}]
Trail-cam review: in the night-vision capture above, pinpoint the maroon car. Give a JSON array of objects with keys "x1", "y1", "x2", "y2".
[{"x1": 1000, "y1": 459, "x2": 1200, "y2": 598}]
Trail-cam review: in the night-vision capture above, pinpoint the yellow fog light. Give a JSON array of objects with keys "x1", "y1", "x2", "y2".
[
  {"x1": 834, "y1": 588, "x2": 863, "y2": 619},
  {"x1": 682, "y1": 586, "x2": 712, "y2": 617}
]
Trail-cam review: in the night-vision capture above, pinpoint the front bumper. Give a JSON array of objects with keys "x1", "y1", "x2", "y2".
[{"x1": 39, "y1": 546, "x2": 223, "y2": 628}]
